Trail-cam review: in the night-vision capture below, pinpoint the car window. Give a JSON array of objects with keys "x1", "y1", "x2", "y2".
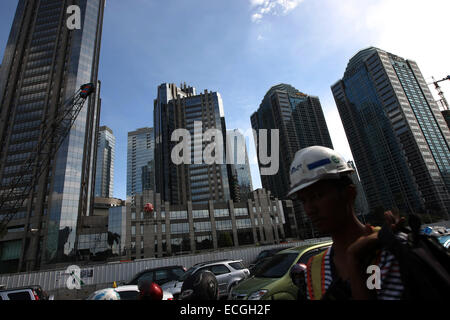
[
  {"x1": 255, "y1": 253, "x2": 298, "y2": 278},
  {"x1": 118, "y1": 290, "x2": 139, "y2": 300},
  {"x1": 229, "y1": 262, "x2": 245, "y2": 270},
  {"x1": 170, "y1": 268, "x2": 185, "y2": 280},
  {"x1": 137, "y1": 272, "x2": 154, "y2": 284},
  {"x1": 210, "y1": 265, "x2": 230, "y2": 276},
  {"x1": 154, "y1": 270, "x2": 170, "y2": 284},
  {"x1": 297, "y1": 246, "x2": 330, "y2": 265},
  {"x1": 257, "y1": 251, "x2": 269, "y2": 260},
  {"x1": 8, "y1": 291, "x2": 32, "y2": 300}
]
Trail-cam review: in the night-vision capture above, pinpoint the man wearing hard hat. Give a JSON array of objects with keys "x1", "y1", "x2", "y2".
[{"x1": 288, "y1": 146, "x2": 405, "y2": 300}]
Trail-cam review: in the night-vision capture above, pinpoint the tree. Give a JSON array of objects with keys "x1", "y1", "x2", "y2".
[{"x1": 218, "y1": 232, "x2": 233, "y2": 247}]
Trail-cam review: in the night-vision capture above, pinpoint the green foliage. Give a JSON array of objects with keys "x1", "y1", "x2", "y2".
[{"x1": 218, "y1": 232, "x2": 233, "y2": 247}]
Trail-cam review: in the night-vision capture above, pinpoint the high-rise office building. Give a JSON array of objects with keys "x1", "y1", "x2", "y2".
[
  {"x1": 127, "y1": 128, "x2": 155, "y2": 198},
  {"x1": 95, "y1": 126, "x2": 115, "y2": 198},
  {"x1": 0, "y1": 0, "x2": 105, "y2": 273},
  {"x1": 332, "y1": 47, "x2": 450, "y2": 220},
  {"x1": 154, "y1": 83, "x2": 233, "y2": 205},
  {"x1": 227, "y1": 129, "x2": 253, "y2": 201},
  {"x1": 443, "y1": 110, "x2": 450, "y2": 130},
  {"x1": 347, "y1": 161, "x2": 370, "y2": 220},
  {"x1": 251, "y1": 84, "x2": 333, "y2": 238}
]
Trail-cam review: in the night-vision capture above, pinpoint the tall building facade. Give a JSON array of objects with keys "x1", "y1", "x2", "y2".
[
  {"x1": 251, "y1": 84, "x2": 333, "y2": 200},
  {"x1": 154, "y1": 83, "x2": 233, "y2": 205},
  {"x1": 443, "y1": 109, "x2": 450, "y2": 130},
  {"x1": 95, "y1": 126, "x2": 115, "y2": 198},
  {"x1": 251, "y1": 84, "x2": 333, "y2": 238},
  {"x1": 127, "y1": 128, "x2": 155, "y2": 198},
  {"x1": 347, "y1": 161, "x2": 370, "y2": 220},
  {"x1": 0, "y1": 0, "x2": 105, "y2": 273},
  {"x1": 227, "y1": 129, "x2": 253, "y2": 201},
  {"x1": 125, "y1": 189, "x2": 285, "y2": 260},
  {"x1": 332, "y1": 47, "x2": 450, "y2": 220}
]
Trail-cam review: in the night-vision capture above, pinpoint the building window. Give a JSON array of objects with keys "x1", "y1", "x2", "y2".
[
  {"x1": 214, "y1": 209, "x2": 229, "y2": 218},
  {"x1": 234, "y1": 208, "x2": 248, "y2": 216},
  {"x1": 171, "y1": 222, "x2": 189, "y2": 234},
  {"x1": 216, "y1": 220, "x2": 232, "y2": 231},
  {"x1": 192, "y1": 210, "x2": 209, "y2": 219},
  {"x1": 194, "y1": 221, "x2": 211, "y2": 232},
  {"x1": 170, "y1": 211, "x2": 187, "y2": 220}
]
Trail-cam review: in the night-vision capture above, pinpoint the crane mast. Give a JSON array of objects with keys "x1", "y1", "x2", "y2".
[{"x1": 431, "y1": 75, "x2": 450, "y2": 111}]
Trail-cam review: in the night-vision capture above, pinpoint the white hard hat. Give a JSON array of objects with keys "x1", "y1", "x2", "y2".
[
  {"x1": 287, "y1": 146, "x2": 354, "y2": 197},
  {"x1": 87, "y1": 288, "x2": 121, "y2": 300}
]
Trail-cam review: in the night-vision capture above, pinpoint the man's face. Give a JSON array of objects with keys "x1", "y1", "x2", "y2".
[{"x1": 296, "y1": 180, "x2": 347, "y2": 234}]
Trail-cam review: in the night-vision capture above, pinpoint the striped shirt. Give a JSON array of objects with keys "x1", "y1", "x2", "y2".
[{"x1": 305, "y1": 233, "x2": 407, "y2": 300}]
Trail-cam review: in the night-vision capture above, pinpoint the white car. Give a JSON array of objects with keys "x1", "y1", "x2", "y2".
[
  {"x1": 113, "y1": 285, "x2": 174, "y2": 300},
  {"x1": 0, "y1": 285, "x2": 54, "y2": 300},
  {"x1": 162, "y1": 259, "x2": 250, "y2": 299}
]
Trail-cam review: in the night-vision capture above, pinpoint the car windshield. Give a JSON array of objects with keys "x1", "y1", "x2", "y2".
[
  {"x1": 256, "y1": 252, "x2": 267, "y2": 260},
  {"x1": 254, "y1": 253, "x2": 298, "y2": 278}
]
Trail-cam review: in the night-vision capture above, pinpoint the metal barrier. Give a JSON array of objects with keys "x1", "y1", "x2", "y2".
[{"x1": 0, "y1": 238, "x2": 330, "y2": 292}]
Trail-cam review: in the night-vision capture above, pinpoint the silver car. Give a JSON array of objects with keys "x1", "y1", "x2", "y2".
[{"x1": 162, "y1": 259, "x2": 250, "y2": 299}]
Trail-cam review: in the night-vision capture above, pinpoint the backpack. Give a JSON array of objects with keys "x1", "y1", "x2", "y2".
[{"x1": 377, "y1": 214, "x2": 450, "y2": 300}]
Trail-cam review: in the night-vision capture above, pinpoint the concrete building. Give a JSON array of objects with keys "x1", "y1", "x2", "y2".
[
  {"x1": 332, "y1": 47, "x2": 450, "y2": 221},
  {"x1": 124, "y1": 189, "x2": 286, "y2": 260},
  {"x1": 154, "y1": 83, "x2": 235, "y2": 205},
  {"x1": 251, "y1": 84, "x2": 334, "y2": 239},
  {"x1": 76, "y1": 197, "x2": 125, "y2": 263},
  {"x1": 127, "y1": 128, "x2": 155, "y2": 198},
  {"x1": 0, "y1": 0, "x2": 105, "y2": 273},
  {"x1": 95, "y1": 126, "x2": 115, "y2": 198}
]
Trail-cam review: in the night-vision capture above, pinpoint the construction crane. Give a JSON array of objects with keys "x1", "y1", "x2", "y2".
[
  {"x1": 429, "y1": 75, "x2": 450, "y2": 110},
  {"x1": 0, "y1": 83, "x2": 96, "y2": 238}
]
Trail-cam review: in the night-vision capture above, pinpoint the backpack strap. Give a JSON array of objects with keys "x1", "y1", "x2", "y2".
[{"x1": 306, "y1": 248, "x2": 329, "y2": 300}]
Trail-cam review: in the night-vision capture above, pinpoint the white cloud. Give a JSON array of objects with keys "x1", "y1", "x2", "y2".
[
  {"x1": 311, "y1": 0, "x2": 450, "y2": 168},
  {"x1": 320, "y1": 0, "x2": 450, "y2": 97},
  {"x1": 249, "y1": 0, "x2": 304, "y2": 22},
  {"x1": 364, "y1": 0, "x2": 450, "y2": 100},
  {"x1": 251, "y1": 13, "x2": 263, "y2": 22}
]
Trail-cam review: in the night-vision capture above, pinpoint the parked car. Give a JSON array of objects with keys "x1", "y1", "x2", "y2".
[
  {"x1": 162, "y1": 259, "x2": 250, "y2": 299},
  {"x1": 422, "y1": 226, "x2": 450, "y2": 249},
  {"x1": 125, "y1": 265, "x2": 186, "y2": 287},
  {"x1": 108, "y1": 285, "x2": 173, "y2": 300},
  {"x1": 0, "y1": 285, "x2": 54, "y2": 300},
  {"x1": 229, "y1": 241, "x2": 332, "y2": 300}
]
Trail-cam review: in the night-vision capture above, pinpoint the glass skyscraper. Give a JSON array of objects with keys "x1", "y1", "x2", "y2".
[
  {"x1": 332, "y1": 47, "x2": 450, "y2": 220},
  {"x1": 227, "y1": 129, "x2": 253, "y2": 201},
  {"x1": 251, "y1": 84, "x2": 333, "y2": 238},
  {"x1": 95, "y1": 126, "x2": 115, "y2": 198},
  {"x1": 127, "y1": 127, "x2": 155, "y2": 198},
  {"x1": 154, "y1": 83, "x2": 233, "y2": 205},
  {"x1": 0, "y1": 0, "x2": 105, "y2": 272}
]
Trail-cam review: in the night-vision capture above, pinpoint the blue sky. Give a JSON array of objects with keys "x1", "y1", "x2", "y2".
[{"x1": 1, "y1": 0, "x2": 449, "y2": 201}]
